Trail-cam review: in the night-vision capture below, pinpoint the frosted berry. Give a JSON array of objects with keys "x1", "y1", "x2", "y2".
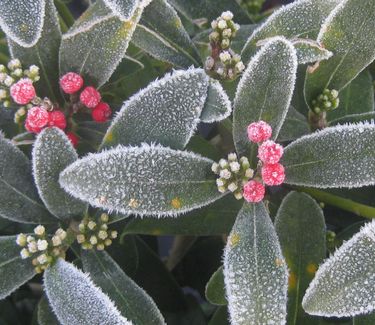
[
  {"x1": 261, "y1": 163, "x2": 285, "y2": 186},
  {"x1": 247, "y1": 121, "x2": 272, "y2": 143},
  {"x1": 80, "y1": 86, "x2": 101, "y2": 108},
  {"x1": 48, "y1": 111, "x2": 66, "y2": 130},
  {"x1": 10, "y1": 78, "x2": 36, "y2": 105},
  {"x1": 25, "y1": 106, "x2": 49, "y2": 133},
  {"x1": 243, "y1": 180, "x2": 265, "y2": 203},
  {"x1": 59, "y1": 72, "x2": 84, "y2": 94},
  {"x1": 67, "y1": 132, "x2": 79, "y2": 148},
  {"x1": 258, "y1": 140, "x2": 284, "y2": 164},
  {"x1": 92, "y1": 102, "x2": 112, "y2": 122}
]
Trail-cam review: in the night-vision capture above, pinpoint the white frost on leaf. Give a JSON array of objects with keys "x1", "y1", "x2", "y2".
[
  {"x1": 302, "y1": 220, "x2": 375, "y2": 317},
  {"x1": 102, "y1": 0, "x2": 140, "y2": 21},
  {"x1": 44, "y1": 259, "x2": 133, "y2": 325}
]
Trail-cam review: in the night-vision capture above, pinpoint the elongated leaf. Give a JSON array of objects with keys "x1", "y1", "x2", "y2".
[
  {"x1": 277, "y1": 106, "x2": 310, "y2": 142},
  {"x1": 304, "y1": 0, "x2": 375, "y2": 109},
  {"x1": 82, "y1": 250, "x2": 165, "y2": 324},
  {"x1": 275, "y1": 192, "x2": 326, "y2": 325},
  {"x1": 102, "y1": 0, "x2": 139, "y2": 20},
  {"x1": 233, "y1": 37, "x2": 297, "y2": 161},
  {"x1": 282, "y1": 123, "x2": 375, "y2": 188},
  {"x1": 38, "y1": 295, "x2": 60, "y2": 325},
  {"x1": 241, "y1": 0, "x2": 341, "y2": 62},
  {"x1": 0, "y1": 236, "x2": 35, "y2": 299},
  {"x1": 44, "y1": 259, "x2": 132, "y2": 325},
  {"x1": 292, "y1": 39, "x2": 333, "y2": 65},
  {"x1": 60, "y1": 144, "x2": 223, "y2": 217},
  {"x1": 32, "y1": 128, "x2": 87, "y2": 220},
  {"x1": 329, "y1": 112, "x2": 375, "y2": 126},
  {"x1": 209, "y1": 306, "x2": 229, "y2": 325},
  {"x1": 101, "y1": 68, "x2": 209, "y2": 150},
  {"x1": 0, "y1": 134, "x2": 55, "y2": 223},
  {"x1": 9, "y1": 0, "x2": 62, "y2": 102},
  {"x1": 224, "y1": 203, "x2": 288, "y2": 325},
  {"x1": 205, "y1": 266, "x2": 226, "y2": 306},
  {"x1": 302, "y1": 220, "x2": 375, "y2": 317},
  {"x1": 0, "y1": 0, "x2": 45, "y2": 47},
  {"x1": 353, "y1": 313, "x2": 375, "y2": 325}
]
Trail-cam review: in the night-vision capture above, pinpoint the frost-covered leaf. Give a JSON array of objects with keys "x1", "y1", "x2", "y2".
[
  {"x1": 282, "y1": 123, "x2": 375, "y2": 188},
  {"x1": 233, "y1": 37, "x2": 297, "y2": 162},
  {"x1": 224, "y1": 202, "x2": 288, "y2": 325},
  {"x1": 38, "y1": 295, "x2": 59, "y2": 325},
  {"x1": 102, "y1": 0, "x2": 139, "y2": 20},
  {"x1": 275, "y1": 192, "x2": 326, "y2": 325},
  {"x1": 292, "y1": 39, "x2": 333, "y2": 65},
  {"x1": 302, "y1": 220, "x2": 375, "y2": 317},
  {"x1": 241, "y1": 0, "x2": 341, "y2": 62},
  {"x1": 0, "y1": 133, "x2": 55, "y2": 223},
  {"x1": 32, "y1": 128, "x2": 87, "y2": 221},
  {"x1": 132, "y1": 0, "x2": 201, "y2": 68},
  {"x1": 82, "y1": 250, "x2": 165, "y2": 324},
  {"x1": 9, "y1": 0, "x2": 62, "y2": 102},
  {"x1": 205, "y1": 266, "x2": 226, "y2": 306},
  {"x1": 59, "y1": 144, "x2": 223, "y2": 217},
  {"x1": 277, "y1": 106, "x2": 310, "y2": 142},
  {"x1": 44, "y1": 259, "x2": 132, "y2": 325},
  {"x1": 0, "y1": 0, "x2": 45, "y2": 47},
  {"x1": 101, "y1": 69, "x2": 208, "y2": 150},
  {"x1": 353, "y1": 313, "x2": 375, "y2": 325},
  {"x1": 330, "y1": 112, "x2": 375, "y2": 126},
  {"x1": 304, "y1": 0, "x2": 375, "y2": 109},
  {"x1": 0, "y1": 236, "x2": 35, "y2": 300}
]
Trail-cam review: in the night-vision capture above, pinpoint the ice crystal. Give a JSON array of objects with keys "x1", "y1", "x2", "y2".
[{"x1": 102, "y1": 0, "x2": 140, "y2": 21}]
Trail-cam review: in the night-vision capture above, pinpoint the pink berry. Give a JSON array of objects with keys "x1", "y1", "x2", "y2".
[
  {"x1": 92, "y1": 102, "x2": 112, "y2": 122},
  {"x1": 48, "y1": 111, "x2": 67, "y2": 130},
  {"x1": 25, "y1": 106, "x2": 49, "y2": 133},
  {"x1": 261, "y1": 163, "x2": 285, "y2": 186},
  {"x1": 60, "y1": 72, "x2": 84, "y2": 94},
  {"x1": 258, "y1": 140, "x2": 284, "y2": 164},
  {"x1": 243, "y1": 180, "x2": 265, "y2": 203},
  {"x1": 10, "y1": 78, "x2": 36, "y2": 105},
  {"x1": 80, "y1": 86, "x2": 101, "y2": 108},
  {"x1": 67, "y1": 132, "x2": 79, "y2": 148},
  {"x1": 247, "y1": 121, "x2": 272, "y2": 143}
]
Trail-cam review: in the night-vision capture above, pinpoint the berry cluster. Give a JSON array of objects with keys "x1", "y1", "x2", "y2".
[
  {"x1": 205, "y1": 11, "x2": 245, "y2": 80},
  {"x1": 16, "y1": 226, "x2": 68, "y2": 273},
  {"x1": 311, "y1": 88, "x2": 340, "y2": 114},
  {"x1": 76, "y1": 213, "x2": 118, "y2": 251}
]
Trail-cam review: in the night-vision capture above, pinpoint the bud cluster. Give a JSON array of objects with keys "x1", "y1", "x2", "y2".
[
  {"x1": 311, "y1": 88, "x2": 340, "y2": 114},
  {"x1": 205, "y1": 11, "x2": 245, "y2": 80},
  {"x1": 76, "y1": 213, "x2": 118, "y2": 251},
  {"x1": 16, "y1": 225, "x2": 68, "y2": 273}
]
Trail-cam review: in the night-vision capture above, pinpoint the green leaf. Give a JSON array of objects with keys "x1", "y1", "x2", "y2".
[
  {"x1": 208, "y1": 306, "x2": 229, "y2": 325},
  {"x1": 241, "y1": 0, "x2": 341, "y2": 62},
  {"x1": 0, "y1": 0, "x2": 45, "y2": 47},
  {"x1": 224, "y1": 202, "x2": 288, "y2": 325},
  {"x1": 302, "y1": 220, "x2": 375, "y2": 317},
  {"x1": 9, "y1": 0, "x2": 62, "y2": 102},
  {"x1": 292, "y1": 39, "x2": 333, "y2": 65},
  {"x1": 0, "y1": 236, "x2": 35, "y2": 300},
  {"x1": 304, "y1": 0, "x2": 375, "y2": 109},
  {"x1": 132, "y1": 0, "x2": 201, "y2": 67},
  {"x1": 353, "y1": 313, "x2": 375, "y2": 325},
  {"x1": 60, "y1": 144, "x2": 223, "y2": 217},
  {"x1": 101, "y1": 68, "x2": 209, "y2": 150},
  {"x1": 275, "y1": 192, "x2": 326, "y2": 325},
  {"x1": 37, "y1": 295, "x2": 59, "y2": 325},
  {"x1": 0, "y1": 133, "x2": 55, "y2": 224},
  {"x1": 44, "y1": 259, "x2": 132, "y2": 324},
  {"x1": 329, "y1": 112, "x2": 375, "y2": 126},
  {"x1": 76, "y1": 121, "x2": 109, "y2": 150},
  {"x1": 282, "y1": 123, "x2": 375, "y2": 188},
  {"x1": 205, "y1": 266, "x2": 226, "y2": 306},
  {"x1": 233, "y1": 37, "x2": 297, "y2": 161},
  {"x1": 81, "y1": 250, "x2": 165, "y2": 324},
  {"x1": 277, "y1": 106, "x2": 310, "y2": 142},
  {"x1": 102, "y1": 0, "x2": 139, "y2": 20},
  {"x1": 32, "y1": 128, "x2": 87, "y2": 220}
]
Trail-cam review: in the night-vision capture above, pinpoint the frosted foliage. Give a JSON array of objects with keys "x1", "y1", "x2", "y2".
[
  {"x1": 233, "y1": 37, "x2": 297, "y2": 160},
  {"x1": 224, "y1": 203, "x2": 288, "y2": 325},
  {"x1": 33, "y1": 128, "x2": 87, "y2": 220},
  {"x1": 0, "y1": 0, "x2": 45, "y2": 47},
  {"x1": 241, "y1": 0, "x2": 341, "y2": 62},
  {"x1": 82, "y1": 250, "x2": 165, "y2": 324},
  {"x1": 0, "y1": 236, "x2": 35, "y2": 299},
  {"x1": 44, "y1": 259, "x2": 133, "y2": 325},
  {"x1": 59, "y1": 144, "x2": 223, "y2": 217},
  {"x1": 292, "y1": 39, "x2": 333, "y2": 64},
  {"x1": 302, "y1": 220, "x2": 375, "y2": 317},
  {"x1": 38, "y1": 296, "x2": 59, "y2": 325},
  {"x1": 0, "y1": 134, "x2": 54, "y2": 223},
  {"x1": 102, "y1": 0, "x2": 140, "y2": 20},
  {"x1": 102, "y1": 68, "x2": 208, "y2": 150},
  {"x1": 277, "y1": 106, "x2": 309, "y2": 142},
  {"x1": 200, "y1": 79, "x2": 232, "y2": 123},
  {"x1": 282, "y1": 123, "x2": 375, "y2": 188}
]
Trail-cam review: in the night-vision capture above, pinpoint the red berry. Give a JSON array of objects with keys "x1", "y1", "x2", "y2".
[
  {"x1": 25, "y1": 106, "x2": 49, "y2": 133},
  {"x1": 261, "y1": 163, "x2": 285, "y2": 186},
  {"x1": 48, "y1": 111, "x2": 67, "y2": 130},
  {"x1": 59, "y1": 72, "x2": 84, "y2": 94},
  {"x1": 10, "y1": 78, "x2": 36, "y2": 105},
  {"x1": 66, "y1": 132, "x2": 79, "y2": 148},
  {"x1": 247, "y1": 121, "x2": 272, "y2": 143},
  {"x1": 92, "y1": 102, "x2": 112, "y2": 123},
  {"x1": 243, "y1": 180, "x2": 265, "y2": 203},
  {"x1": 258, "y1": 140, "x2": 284, "y2": 164},
  {"x1": 80, "y1": 86, "x2": 101, "y2": 108}
]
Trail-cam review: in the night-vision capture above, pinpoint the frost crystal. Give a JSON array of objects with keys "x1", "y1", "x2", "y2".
[{"x1": 102, "y1": 0, "x2": 140, "y2": 21}]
